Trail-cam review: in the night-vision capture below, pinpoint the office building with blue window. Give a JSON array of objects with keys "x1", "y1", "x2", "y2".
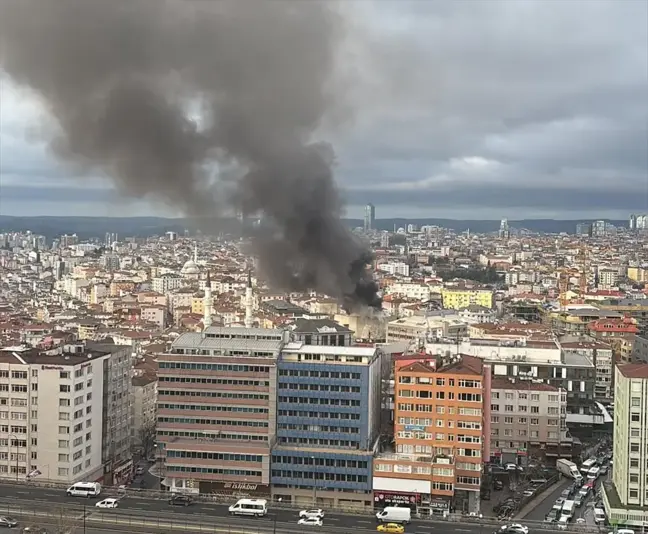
[{"x1": 271, "y1": 343, "x2": 383, "y2": 509}]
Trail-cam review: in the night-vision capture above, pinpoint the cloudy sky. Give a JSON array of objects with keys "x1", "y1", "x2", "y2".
[{"x1": 0, "y1": 0, "x2": 647, "y2": 221}]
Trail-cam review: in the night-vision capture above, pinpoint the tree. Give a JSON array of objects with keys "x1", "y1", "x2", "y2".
[{"x1": 139, "y1": 421, "x2": 157, "y2": 458}]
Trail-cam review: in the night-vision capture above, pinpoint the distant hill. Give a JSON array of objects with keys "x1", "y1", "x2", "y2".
[{"x1": 0, "y1": 215, "x2": 626, "y2": 240}]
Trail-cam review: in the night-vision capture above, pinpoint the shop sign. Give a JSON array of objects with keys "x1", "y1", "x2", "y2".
[
  {"x1": 374, "y1": 491, "x2": 420, "y2": 507},
  {"x1": 404, "y1": 425, "x2": 425, "y2": 432},
  {"x1": 429, "y1": 499, "x2": 449, "y2": 510}
]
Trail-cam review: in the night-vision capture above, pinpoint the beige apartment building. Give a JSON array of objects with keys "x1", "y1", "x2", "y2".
[
  {"x1": 490, "y1": 378, "x2": 570, "y2": 464},
  {"x1": 604, "y1": 363, "x2": 648, "y2": 527},
  {"x1": 0, "y1": 344, "x2": 111, "y2": 483},
  {"x1": 156, "y1": 326, "x2": 284, "y2": 496}
]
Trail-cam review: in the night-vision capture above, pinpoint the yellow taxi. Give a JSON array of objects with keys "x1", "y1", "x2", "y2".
[{"x1": 377, "y1": 524, "x2": 405, "y2": 533}]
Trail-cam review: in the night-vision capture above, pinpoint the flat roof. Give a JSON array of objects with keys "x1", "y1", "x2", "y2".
[
  {"x1": 282, "y1": 342, "x2": 377, "y2": 357},
  {"x1": 618, "y1": 363, "x2": 648, "y2": 379}
]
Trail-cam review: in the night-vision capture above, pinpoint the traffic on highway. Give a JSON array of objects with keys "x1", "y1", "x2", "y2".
[{"x1": 0, "y1": 482, "x2": 609, "y2": 534}]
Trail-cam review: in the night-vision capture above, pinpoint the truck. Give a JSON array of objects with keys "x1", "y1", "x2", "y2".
[
  {"x1": 556, "y1": 459, "x2": 583, "y2": 481},
  {"x1": 375, "y1": 507, "x2": 412, "y2": 524}
]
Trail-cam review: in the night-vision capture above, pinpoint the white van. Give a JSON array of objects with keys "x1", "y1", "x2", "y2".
[
  {"x1": 557, "y1": 516, "x2": 569, "y2": 530},
  {"x1": 66, "y1": 482, "x2": 101, "y2": 497},
  {"x1": 228, "y1": 498, "x2": 268, "y2": 517},
  {"x1": 594, "y1": 508, "x2": 606, "y2": 524},
  {"x1": 375, "y1": 507, "x2": 411, "y2": 524}
]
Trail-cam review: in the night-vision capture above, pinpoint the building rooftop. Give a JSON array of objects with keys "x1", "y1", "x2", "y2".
[
  {"x1": 282, "y1": 342, "x2": 378, "y2": 357},
  {"x1": 0, "y1": 345, "x2": 110, "y2": 366},
  {"x1": 288, "y1": 318, "x2": 352, "y2": 334},
  {"x1": 617, "y1": 362, "x2": 648, "y2": 379},
  {"x1": 491, "y1": 377, "x2": 558, "y2": 392},
  {"x1": 171, "y1": 332, "x2": 283, "y2": 353}
]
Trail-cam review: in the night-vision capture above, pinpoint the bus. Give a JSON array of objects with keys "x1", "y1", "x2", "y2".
[{"x1": 228, "y1": 498, "x2": 268, "y2": 517}]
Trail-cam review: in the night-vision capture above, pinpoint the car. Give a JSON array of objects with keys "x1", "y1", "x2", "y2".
[
  {"x1": 498, "y1": 524, "x2": 529, "y2": 534},
  {"x1": 299, "y1": 510, "x2": 325, "y2": 519},
  {"x1": 377, "y1": 524, "x2": 405, "y2": 534},
  {"x1": 522, "y1": 490, "x2": 534, "y2": 497},
  {"x1": 576, "y1": 518, "x2": 586, "y2": 524},
  {"x1": 95, "y1": 498, "x2": 119, "y2": 509},
  {"x1": 297, "y1": 517, "x2": 323, "y2": 527},
  {"x1": 600, "y1": 465, "x2": 608, "y2": 475},
  {"x1": 0, "y1": 517, "x2": 17, "y2": 528},
  {"x1": 494, "y1": 480, "x2": 504, "y2": 490},
  {"x1": 168, "y1": 494, "x2": 193, "y2": 507},
  {"x1": 135, "y1": 467, "x2": 145, "y2": 475},
  {"x1": 561, "y1": 489, "x2": 571, "y2": 498},
  {"x1": 554, "y1": 497, "x2": 566, "y2": 507}
]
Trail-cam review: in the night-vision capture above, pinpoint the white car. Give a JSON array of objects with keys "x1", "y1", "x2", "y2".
[
  {"x1": 299, "y1": 509, "x2": 325, "y2": 519},
  {"x1": 298, "y1": 517, "x2": 323, "y2": 527},
  {"x1": 95, "y1": 498, "x2": 119, "y2": 509},
  {"x1": 499, "y1": 524, "x2": 529, "y2": 534}
]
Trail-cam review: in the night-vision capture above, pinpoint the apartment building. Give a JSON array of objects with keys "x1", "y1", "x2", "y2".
[
  {"x1": 561, "y1": 340, "x2": 614, "y2": 402},
  {"x1": 441, "y1": 289, "x2": 493, "y2": 310},
  {"x1": 490, "y1": 378, "x2": 571, "y2": 464},
  {"x1": 131, "y1": 371, "x2": 157, "y2": 455},
  {"x1": 0, "y1": 344, "x2": 109, "y2": 483},
  {"x1": 373, "y1": 355, "x2": 489, "y2": 515},
  {"x1": 271, "y1": 344, "x2": 382, "y2": 509},
  {"x1": 156, "y1": 326, "x2": 284, "y2": 496},
  {"x1": 603, "y1": 363, "x2": 648, "y2": 527},
  {"x1": 427, "y1": 338, "x2": 601, "y2": 439},
  {"x1": 88, "y1": 343, "x2": 133, "y2": 485}
]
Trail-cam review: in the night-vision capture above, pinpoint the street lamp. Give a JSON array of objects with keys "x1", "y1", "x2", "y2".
[
  {"x1": 273, "y1": 497, "x2": 282, "y2": 534},
  {"x1": 311, "y1": 456, "x2": 317, "y2": 506},
  {"x1": 9, "y1": 434, "x2": 18, "y2": 481}
]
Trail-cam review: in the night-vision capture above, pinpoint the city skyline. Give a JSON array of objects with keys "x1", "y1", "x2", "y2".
[{"x1": 0, "y1": 0, "x2": 646, "y2": 220}]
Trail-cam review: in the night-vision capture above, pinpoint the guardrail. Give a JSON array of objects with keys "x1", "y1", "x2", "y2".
[{"x1": 0, "y1": 500, "x2": 610, "y2": 534}]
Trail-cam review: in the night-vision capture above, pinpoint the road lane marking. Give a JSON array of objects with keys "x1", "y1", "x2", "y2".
[{"x1": 455, "y1": 529, "x2": 471, "y2": 532}]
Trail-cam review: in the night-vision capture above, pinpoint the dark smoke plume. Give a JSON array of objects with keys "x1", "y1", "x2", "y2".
[{"x1": 0, "y1": 0, "x2": 381, "y2": 309}]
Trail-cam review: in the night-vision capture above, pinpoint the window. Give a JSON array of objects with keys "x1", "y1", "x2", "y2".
[
  {"x1": 60, "y1": 371, "x2": 70, "y2": 379},
  {"x1": 631, "y1": 414, "x2": 640, "y2": 423},
  {"x1": 58, "y1": 468, "x2": 68, "y2": 476},
  {"x1": 58, "y1": 426, "x2": 69, "y2": 434},
  {"x1": 58, "y1": 454, "x2": 69, "y2": 462},
  {"x1": 530, "y1": 406, "x2": 539, "y2": 414},
  {"x1": 631, "y1": 397, "x2": 640, "y2": 407},
  {"x1": 631, "y1": 443, "x2": 640, "y2": 453},
  {"x1": 505, "y1": 405, "x2": 514, "y2": 412},
  {"x1": 59, "y1": 399, "x2": 70, "y2": 407},
  {"x1": 491, "y1": 404, "x2": 499, "y2": 412},
  {"x1": 630, "y1": 458, "x2": 639, "y2": 468},
  {"x1": 60, "y1": 385, "x2": 70, "y2": 393}
]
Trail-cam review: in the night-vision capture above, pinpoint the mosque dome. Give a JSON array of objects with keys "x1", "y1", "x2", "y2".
[{"x1": 181, "y1": 259, "x2": 200, "y2": 276}]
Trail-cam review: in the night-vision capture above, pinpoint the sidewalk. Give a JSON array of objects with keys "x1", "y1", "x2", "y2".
[{"x1": 514, "y1": 479, "x2": 563, "y2": 519}]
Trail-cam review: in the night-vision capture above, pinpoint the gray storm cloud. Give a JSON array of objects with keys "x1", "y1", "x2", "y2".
[{"x1": 0, "y1": 0, "x2": 380, "y2": 309}]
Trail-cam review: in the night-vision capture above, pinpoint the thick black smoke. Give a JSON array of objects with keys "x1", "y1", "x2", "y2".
[{"x1": 0, "y1": 0, "x2": 380, "y2": 309}]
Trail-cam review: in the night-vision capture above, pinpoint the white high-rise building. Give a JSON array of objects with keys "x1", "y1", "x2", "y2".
[
  {"x1": 604, "y1": 363, "x2": 648, "y2": 527},
  {"x1": 0, "y1": 344, "x2": 110, "y2": 483}
]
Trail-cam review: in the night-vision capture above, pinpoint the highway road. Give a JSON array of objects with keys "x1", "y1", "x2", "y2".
[{"x1": 0, "y1": 483, "x2": 601, "y2": 534}]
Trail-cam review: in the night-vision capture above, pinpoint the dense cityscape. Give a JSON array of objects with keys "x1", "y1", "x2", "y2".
[{"x1": 0, "y1": 210, "x2": 647, "y2": 532}]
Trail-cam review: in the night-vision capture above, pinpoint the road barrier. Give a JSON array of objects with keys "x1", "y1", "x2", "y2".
[{"x1": 0, "y1": 500, "x2": 609, "y2": 534}]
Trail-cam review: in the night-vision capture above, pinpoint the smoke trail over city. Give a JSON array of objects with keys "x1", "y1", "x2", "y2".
[{"x1": 0, "y1": 0, "x2": 381, "y2": 309}]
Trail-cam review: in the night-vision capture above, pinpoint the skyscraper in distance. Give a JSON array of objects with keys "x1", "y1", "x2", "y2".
[{"x1": 364, "y1": 203, "x2": 376, "y2": 232}]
